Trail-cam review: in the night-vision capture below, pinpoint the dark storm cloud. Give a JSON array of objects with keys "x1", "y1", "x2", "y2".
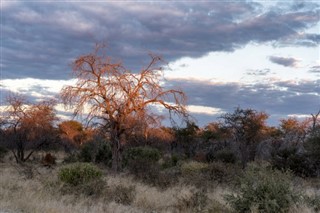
[
  {"x1": 269, "y1": 56, "x2": 300, "y2": 67},
  {"x1": 165, "y1": 78, "x2": 320, "y2": 125},
  {"x1": 2, "y1": 1, "x2": 319, "y2": 79}
]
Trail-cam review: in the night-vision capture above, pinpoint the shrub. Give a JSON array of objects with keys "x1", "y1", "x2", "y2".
[
  {"x1": 95, "y1": 143, "x2": 112, "y2": 166},
  {"x1": 214, "y1": 149, "x2": 237, "y2": 164},
  {"x1": 206, "y1": 148, "x2": 236, "y2": 164},
  {"x1": 180, "y1": 161, "x2": 209, "y2": 175},
  {"x1": 78, "y1": 141, "x2": 113, "y2": 167},
  {"x1": 271, "y1": 147, "x2": 316, "y2": 177},
  {"x1": 123, "y1": 146, "x2": 161, "y2": 166},
  {"x1": 79, "y1": 142, "x2": 96, "y2": 162},
  {"x1": 225, "y1": 163, "x2": 300, "y2": 213},
  {"x1": 161, "y1": 153, "x2": 180, "y2": 169},
  {"x1": 127, "y1": 158, "x2": 160, "y2": 184},
  {"x1": 58, "y1": 163, "x2": 102, "y2": 186},
  {"x1": 207, "y1": 161, "x2": 241, "y2": 184}
]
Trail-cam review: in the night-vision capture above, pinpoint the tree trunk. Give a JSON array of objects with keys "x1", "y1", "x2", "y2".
[{"x1": 111, "y1": 130, "x2": 122, "y2": 172}]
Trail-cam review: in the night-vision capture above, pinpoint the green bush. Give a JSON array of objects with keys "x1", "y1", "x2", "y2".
[
  {"x1": 79, "y1": 142, "x2": 96, "y2": 162},
  {"x1": 214, "y1": 149, "x2": 237, "y2": 164},
  {"x1": 161, "y1": 153, "x2": 180, "y2": 169},
  {"x1": 123, "y1": 146, "x2": 161, "y2": 166},
  {"x1": 225, "y1": 163, "x2": 300, "y2": 213},
  {"x1": 78, "y1": 141, "x2": 112, "y2": 167},
  {"x1": 180, "y1": 161, "x2": 209, "y2": 175},
  {"x1": 58, "y1": 163, "x2": 102, "y2": 186},
  {"x1": 271, "y1": 147, "x2": 316, "y2": 177},
  {"x1": 207, "y1": 161, "x2": 242, "y2": 184},
  {"x1": 95, "y1": 143, "x2": 112, "y2": 166},
  {"x1": 206, "y1": 148, "x2": 236, "y2": 164}
]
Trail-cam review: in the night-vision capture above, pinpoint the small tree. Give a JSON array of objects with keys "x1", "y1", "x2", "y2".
[
  {"x1": 1, "y1": 94, "x2": 58, "y2": 163},
  {"x1": 221, "y1": 107, "x2": 268, "y2": 168},
  {"x1": 61, "y1": 44, "x2": 187, "y2": 171}
]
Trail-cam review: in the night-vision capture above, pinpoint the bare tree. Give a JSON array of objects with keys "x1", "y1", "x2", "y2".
[
  {"x1": 1, "y1": 94, "x2": 58, "y2": 163},
  {"x1": 61, "y1": 44, "x2": 187, "y2": 171}
]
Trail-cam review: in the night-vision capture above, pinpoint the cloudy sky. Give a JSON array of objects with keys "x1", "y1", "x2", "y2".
[{"x1": 1, "y1": 0, "x2": 320, "y2": 126}]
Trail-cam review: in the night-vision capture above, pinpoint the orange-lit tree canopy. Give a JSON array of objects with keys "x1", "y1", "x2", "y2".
[{"x1": 61, "y1": 44, "x2": 187, "y2": 171}]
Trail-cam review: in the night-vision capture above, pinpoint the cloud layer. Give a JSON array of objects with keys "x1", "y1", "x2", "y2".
[{"x1": 3, "y1": 1, "x2": 319, "y2": 79}]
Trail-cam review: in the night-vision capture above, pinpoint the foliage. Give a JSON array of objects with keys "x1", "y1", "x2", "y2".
[
  {"x1": 180, "y1": 161, "x2": 209, "y2": 175},
  {"x1": 78, "y1": 140, "x2": 112, "y2": 166},
  {"x1": 304, "y1": 136, "x2": 320, "y2": 175},
  {"x1": 206, "y1": 148, "x2": 237, "y2": 164},
  {"x1": 173, "y1": 121, "x2": 199, "y2": 157},
  {"x1": 271, "y1": 147, "x2": 316, "y2": 177},
  {"x1": 58, "y1": 163, "x2": 102, "y2": 186},
  {"x1": 221, "y1": 107, "x2": 268, "y2": 168},
  {"x1": 60, "y1": 44, "x2": 187, "y2": 171},
  {"x1": 225, "y1": 163, "x2": 300, "y2": 213},
  {"x1": 161, "y1": 153, "x2": 180, "y2": 169},
  {"x1": 95, "y1": 142, "x2": 112, "y2": 166},
  {"x1": 123, "y1": 146, "x2": 161, "y2": 166},
  {"x1": 207, "y1": 161, "x2": 242, "y2": 184}
]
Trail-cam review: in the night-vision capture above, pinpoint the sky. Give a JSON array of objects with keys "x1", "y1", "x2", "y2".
[{"x1": 1, "y1": 0, "x2": 320, "y2": 127}]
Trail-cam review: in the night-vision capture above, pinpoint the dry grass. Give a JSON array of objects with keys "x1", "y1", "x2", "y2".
[
  {"x1": 0, "y1": 153, "x2": 319, "y2": 213},
  {"x1": 0, "y1": 153, "x2": 231, "y2": 213}
]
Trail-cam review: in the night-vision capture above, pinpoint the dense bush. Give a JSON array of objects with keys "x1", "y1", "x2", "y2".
[
  {"x1": 271, "y1": 147, "x2": 316, "y2": 177},
  {"x1": 161, "y1": 153, "x2": 181, "y2": 169},
  {"x1": 79, "y1": 142, "x2": 96, "y2": 162},
  {"x1": 123, "y1": 146, "x2": 161, "y2": 166},
  {"x1": 77, "y1": 141, "x2": 112, "y2": 166},
  {"x1": 214, "y1": 149, "x2": 237, "y2": 164},
  {"x1": 225, "y1": 163, "x2": 300, "y2": 213},
  {"x1": 207, "y1": 162, "x2": 242, "y2": 184},
  {"x1": 206, "y1": 148, "x2": 237, "y2": 164},
  {"x1": 58, "y1": 163, "x2": 102, "y2": 186},
  {"x1": 304, "y1": 136, "x2": 320, "y2": 176},
  {"x1": 180, "y1": 161, "x2": 209, "y2": 175},
  {"x1": 95, "y1": 143, "x2": 112, "y2": 166}
]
